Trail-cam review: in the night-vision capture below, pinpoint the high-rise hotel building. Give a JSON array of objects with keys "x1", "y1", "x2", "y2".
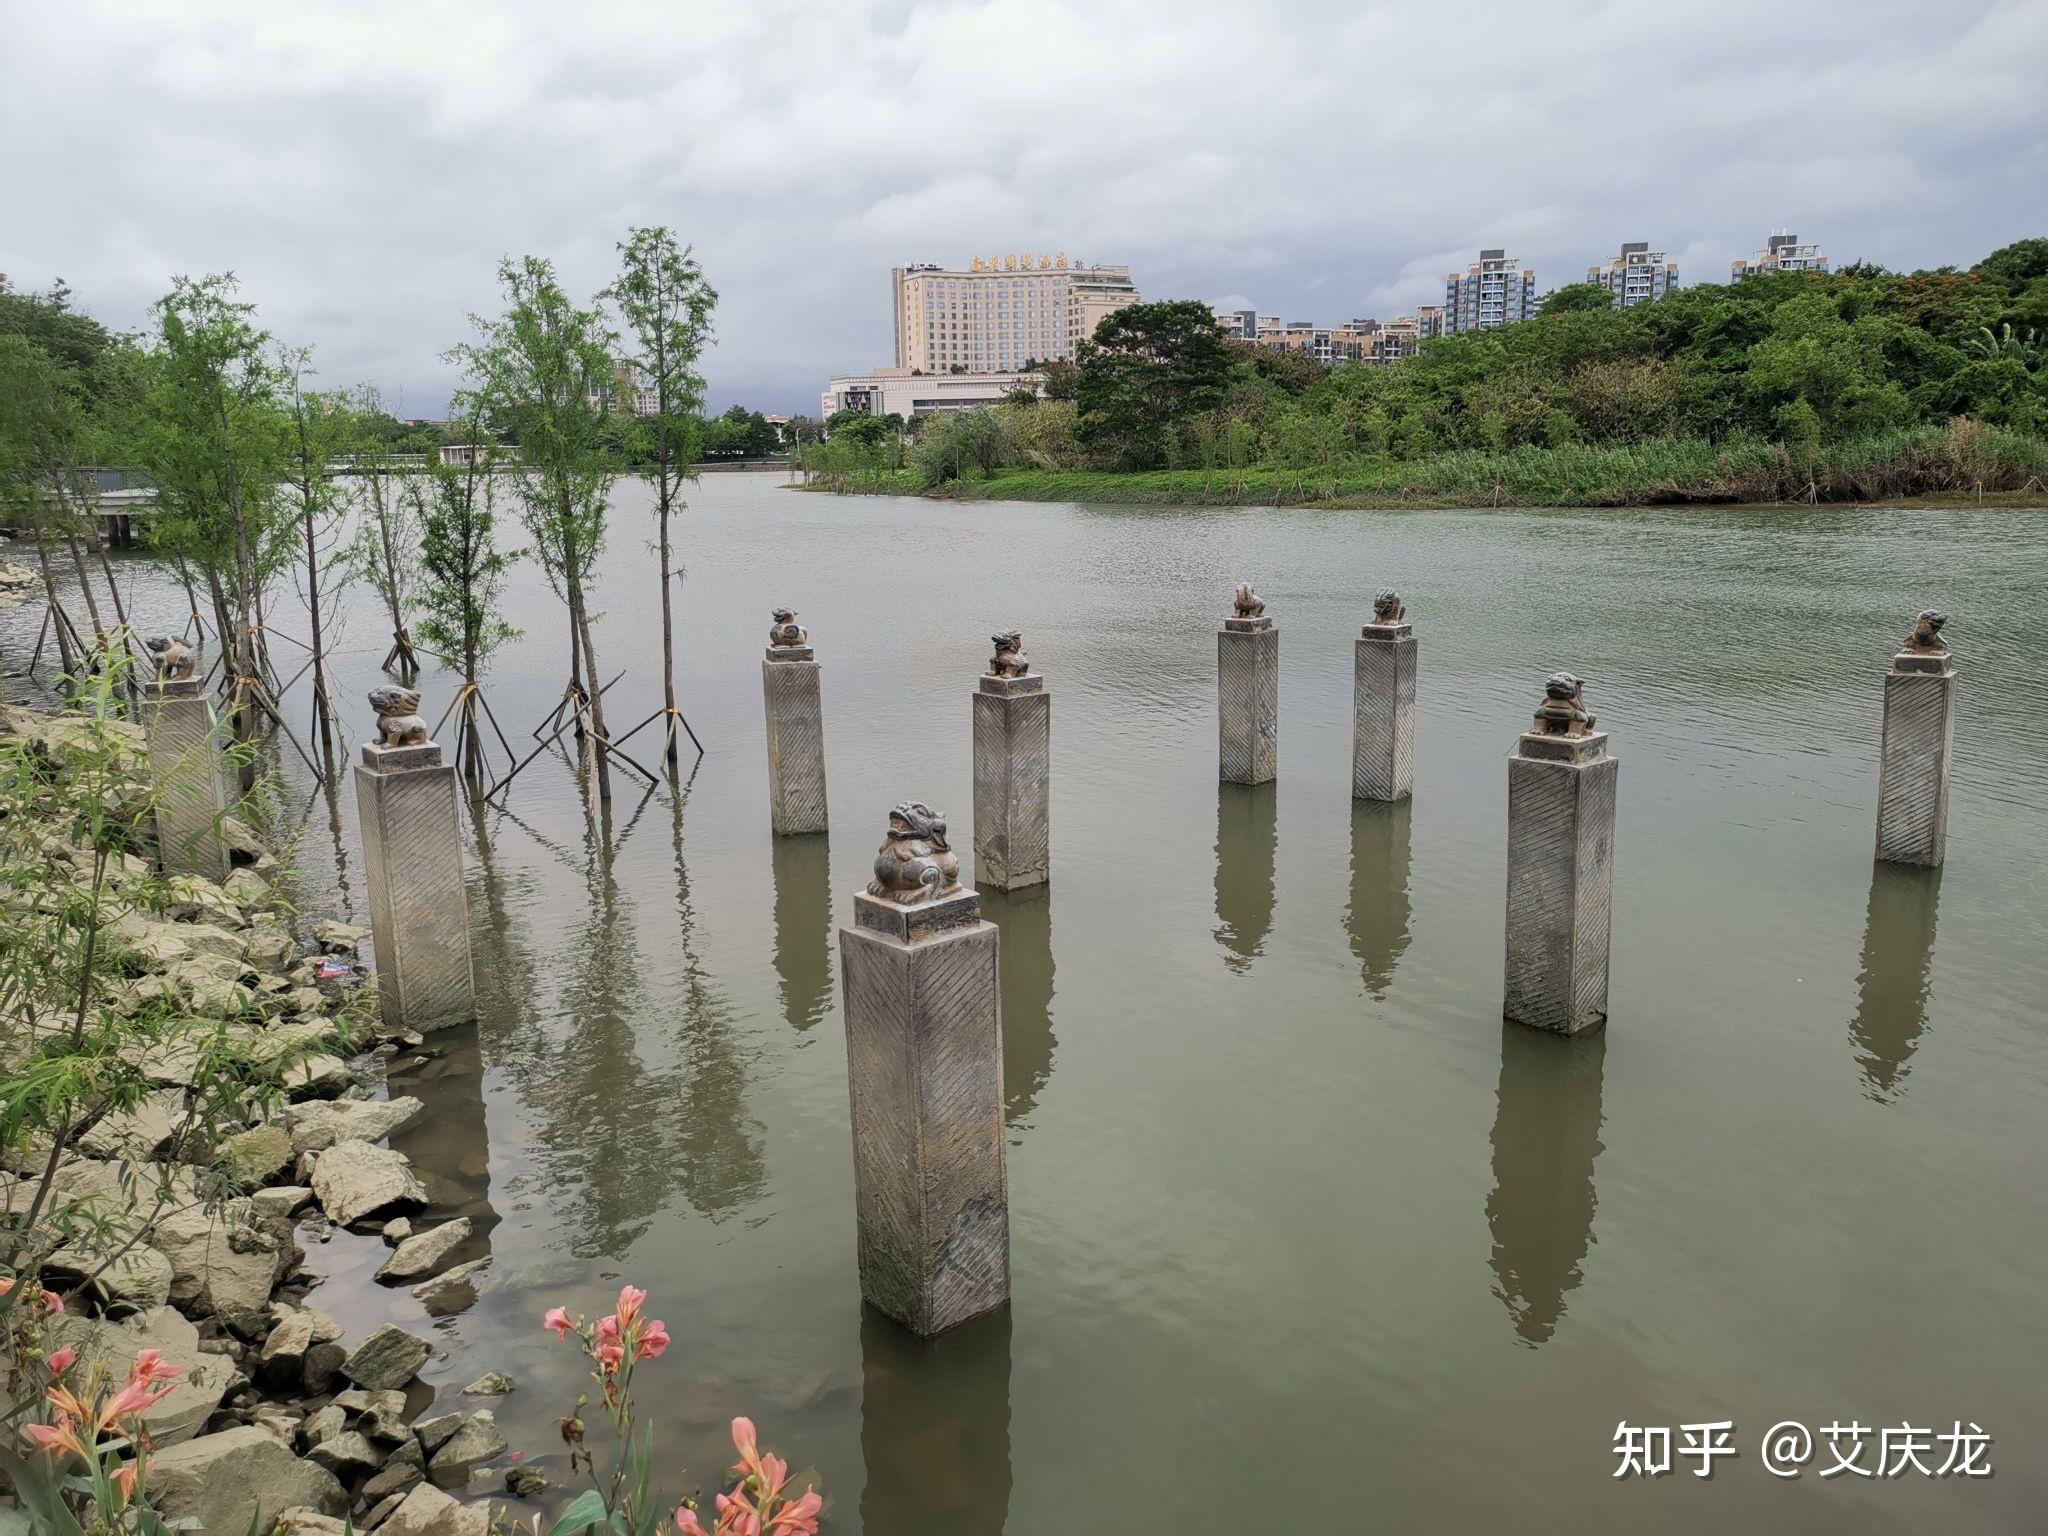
[
  {"x1": 1588, "y1": 242, "x2": 1678, "y2": 307},
  {"x1": 1732, "y1": 232, "x2": 1828, "y2": 279},
  {"x1": 1444, "y1": 249, "x2": 1536, "y2": 334},
  {"x1": 892, "y1": 254, "x2": 1140, "y2": 373}
]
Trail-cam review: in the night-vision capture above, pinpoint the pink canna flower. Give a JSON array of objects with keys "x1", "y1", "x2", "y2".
[
  {"x1": 730, "y1": 1417, "x2": 761, "y2": 1476},
  {"x1": 110, "y1": 1460, "x2": 141, "y2": 1507},
  {"x1": 636, "y1": 1320, "x2": 670, "y2": 1360},
  {"x1": 45, "y1": 1346, "x2": 76, "y2": 1376},
  {"x1": 768, "y1": 1489, "x2": 823, "y2": 1536},
  {"x1": 130, "y1": 1348, "x2": 180, "y2": 1385},
  {"x1": 595, "y1": 1314, "x2": 621, "y2": 1344},
  {"x1": 616, "y1": 1285, "x2": 647, "y2": 1326},
  {"x1": 596, "y1": 1341, "x2": 625, "y2": 1374},
  {"x1": 543, "y1": 1306, "x2": 574, "y2": 1337},
  {"x1": 675, "y1": 1508, "x2": 703, "y2": 1534}
]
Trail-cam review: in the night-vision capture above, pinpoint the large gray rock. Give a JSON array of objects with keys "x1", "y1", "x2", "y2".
[
  {"x1": 378, "y1": 1483, "x2": 489, "y2": 1536},
  {"x1": 274, "y1": 1511, "x2": 351, "y2": 1536},
  {"x1": 427, "y1": 1411, "x2": 507, "y2": 1487},
  {"x1": 307, "y1": 1428, "x2": 382, "y2": 1480},
  {"x1": 410, "y1": 1258, "x2": 489, "y2": 1317},
  {"x1": 41, "y1": 1239, "x2": 174, "y2": 1315},
  {"x1": 310, "y1": 1139, "x2": 425, "y2": 1225},
  {"x1": 149, "y1": 1425, "x2": 346, "y2": 1534},
  {"x1": 361, "y1": 1440, "x2": 425, "y2": 1504},
  {"x1": 377, "y1": 1218, "x2": 471, "y2": 1283},
  {"x1": 262, "y1": 1304, "x2": 343, "y2": 1387},
  {"x1": 342, "y1": 1323, "x2": 431, "y2": 1390},
  {"x1": 312, "y1": 919, "x2": 371, "y2": 952},
  {"x1": 45, "y1": 1306, "x2": 234, "y2": 1446},
  {"x1": 76, "y1": 1088, "x2": 188, "y2": 1160},
  {"x1": 153, "y1": 1203, "x2": 282, "y2": 1324},
  {"x1": 218, "y1": 1123, "x2": 294, "y2": 1185}
]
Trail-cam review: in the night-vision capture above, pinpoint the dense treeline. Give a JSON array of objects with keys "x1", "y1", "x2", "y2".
[{"x1": 798, "y1": 237, "x2": 2048, "y2": 504}]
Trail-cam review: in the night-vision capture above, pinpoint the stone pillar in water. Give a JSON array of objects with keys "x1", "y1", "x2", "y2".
[
  {"x1": 972, "y1": 631, "x2": 1049, "y2": 891},
  {"x1": 1352, "y1": 588, "x2": 1416, "y2": 802},
  {"x1": 839, "y1": 803, "x2": 1008, "y2": 1336},
  {"x1": 1504, "y1": 673, "x2": 1618, "y2": 1035},
  {"x1": 1875, "y1": 609, "x2": 1958, "y2": 868},
  {"x1": 354, "y1": 687, "x2": 475, "y2": 1033},
  {"x1": 1218, "y1": 583, "x2": 1277, "y2": 785},
  {"x1": 140, "y1": 636, "x2": 231, "y2": 881},
  {"x1": 762, "y1": 607, "x2": 828, "y2": 836}
]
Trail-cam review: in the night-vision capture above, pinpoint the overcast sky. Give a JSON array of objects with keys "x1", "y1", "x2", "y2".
[{"x1": 4, "y1": 0, "x2": 2043, "y2": 416}]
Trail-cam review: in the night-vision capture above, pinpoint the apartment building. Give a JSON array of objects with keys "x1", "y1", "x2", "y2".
[
  {"x1": 1732, "y1": 231, "x2": 1829, "y2": 279},
  {"x1": 1212, "y1": 305, "x2": 1445, "y2": 366},
  {"x1": 1589, "y1": 242, "x2": 1678, "y2": 307},
  {"x1": 892, "y1": 254, "x2": 1141, "y2": 374},
  {"x1": 1444, "y1": 249, "x2": 1537, "y2": 333}
]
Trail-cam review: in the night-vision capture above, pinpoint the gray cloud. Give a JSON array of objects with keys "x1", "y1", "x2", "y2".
[{"x1": 4, "y1": 0, "x2": 2043, "y2": 415}]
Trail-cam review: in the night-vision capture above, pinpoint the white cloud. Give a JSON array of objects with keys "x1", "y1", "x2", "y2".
[{"x1": 3, "y1": 0, "x2": 2042, "y2": 413}]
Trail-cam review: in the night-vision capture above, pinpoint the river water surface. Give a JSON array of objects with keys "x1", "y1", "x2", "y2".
[{"x1": 9, "y1": 477, "x2": 2046, "y2": 1533}]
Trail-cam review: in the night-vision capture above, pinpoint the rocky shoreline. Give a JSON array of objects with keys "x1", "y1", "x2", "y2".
[{"x1": 0, "y1": 703, "x2": 526, "y2": 1536}]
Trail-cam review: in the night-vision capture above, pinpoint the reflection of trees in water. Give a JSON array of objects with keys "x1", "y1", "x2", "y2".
[
  {"x1": 1344, "y1": 800, "x2": 1412, "y2": 999},
  {"x1": 1486, "y1": 1025, "x2": 1605, "y2": 1347},
  {"x1": 769, "y1": 833, "x2": 832, "y2": 1032},
  {"x1": 1213, "y1": 783, "x2": 1277, "y2": 973},
  {"x1": 1850, "y1": 861, "x2": 1942, "y2": 1104},
  {"x1": 859, "y1": 1305, "x2": 1012, "y2": 1536},
  {"x1": 983, "y1": 886, "x2": 1055, "y2": 1127}
]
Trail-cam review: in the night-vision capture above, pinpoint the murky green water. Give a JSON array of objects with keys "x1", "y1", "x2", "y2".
[{"x1": 10, "y1": 480, "x2": 2046, "y2": 1532}]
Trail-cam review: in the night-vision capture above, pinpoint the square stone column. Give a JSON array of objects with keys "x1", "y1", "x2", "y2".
[
  {"x1": 1218, "y1": 616, "x2": 1278, "y2": 785},
  {"x1": 1353, "y1": 621, "x2": 1416, "y2": 802},
  {"x1": 143, "y1": 678, "x2": 232, "y2": 881},
  {"x1": 763, "y1": 645, "x2": 828, "y2": 836},
  {"x1": 1504, "y1": 731, "x2": 1619, "y2": 1034},
  {"x1": 1876, "y1": 650, "x2": 1958, "y2": 867},
  {"x1": 839, "y1": 887, "x2": 1009, "y2": 1336},
  {"x1": 972, "y1": 674, "x2": 1049, "y2": 891},
  {"x1": 354, "y1": 740, "x2": 475, "y2": 1033}
]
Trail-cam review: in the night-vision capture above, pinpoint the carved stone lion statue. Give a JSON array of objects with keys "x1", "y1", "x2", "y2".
[
  {"x1": 1531, "y1": 672, "x2": 1596, "y2": 737},
  {"x1": 1232, "y1": 583, "x2": 1265, "y2": 619},
  {"x1": 144, "y1": 634, "x2": 197, "y2": 682},
  {"x1": 368, "y1": 686, "x2": 429, "y2": 748},
  {"x1": 988, "y1": 631, "x2": 1030, "y2": 678},
  {"x1": 1904, "y1": 608, "x2": 1948, "y2": 654},
  {"x1": 768, "y1": 608, "x2": 809, "y2": 648},
  {"x1": 1371, "y1": 589, "x2": 1405, "y2": 625},
  {"x1": 866, "y1": 802, "x2": 962, "y2": 906}
]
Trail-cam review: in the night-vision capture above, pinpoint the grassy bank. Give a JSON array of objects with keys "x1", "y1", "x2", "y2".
[{"x1": 800, "y1": 423, "x2": 2048, "y2": 509}]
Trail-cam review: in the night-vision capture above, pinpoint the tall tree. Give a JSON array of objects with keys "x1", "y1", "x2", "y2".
[
  {"x1": 278, "y1": 350, "x2": 354, "y2": 755},
  {"x1": 609, "y1": 226, "x2": 716, "y2": 765},
  {"x1": 0, "y1": 335, "x2": 95, "y2": 679},
  {"x1": 1075, "y1": 300, "x2": 1233, "y2": 469},
  {"x1": 342, "y1": 385, "x2": 426, "y2": 679},
  {"x1": 450, "y1": 256, "x2": 622, "y2": 795}
]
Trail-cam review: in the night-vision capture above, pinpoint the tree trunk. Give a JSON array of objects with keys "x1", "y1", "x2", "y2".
[
  {"x1": 64, "y1": 533, "x2": 108, "y2": 654},
  {"x1": 302, "y1": 490, "x2": 335, "y2": 756},
  {"x1": 32, "y1": 534, "x2": 78, "y2": 679},
  {"x1": 657, "y1": 464, "x2": 678, "y2": 763},
  {"x1": 569, "y1": 584, "x2": 612, "y2": 802}
]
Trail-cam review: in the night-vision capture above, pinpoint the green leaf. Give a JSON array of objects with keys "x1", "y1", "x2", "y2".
[{"x1": 544, "y1": 1488, "x2": 611, "y2": 1536}]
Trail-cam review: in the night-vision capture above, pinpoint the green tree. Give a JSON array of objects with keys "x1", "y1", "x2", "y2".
[
  {"x1": 1076, "y1": 300, "x2": 1233, "y2": 469},
  {"x1": 276, "y1": 351, "x2": 354, "y2": 756},
  {"x1": 1539, "y1": 282, "x2": 1616, "y2": 316},
  {"x1": 0, "y1": 336, "x2": 106, "y2": 679},
  {"x1": 418, "y1": 406, "x2": 521, "y2": 781},
  {"x1": 450, "y1": 256, "x2": 623, "y2": 795},
  {"x1": 340, "y1": 385, "x2": 427, "y2": 680},
  {"x1": 610, "y1": 228, "x2": 717, "y2": 764}
]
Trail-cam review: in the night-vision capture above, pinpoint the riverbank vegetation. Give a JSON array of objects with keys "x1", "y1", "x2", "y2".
[{"x1": 798, "y1": 237, "x2": 2048, "y2": 507}]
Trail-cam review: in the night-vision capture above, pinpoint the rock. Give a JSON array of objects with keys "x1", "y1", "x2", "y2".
[
  {"x1": 299, "y1": 1403, "x2": 348, "y2": 1449},
  {"x1": 289, "y1": 1097, "x2": 424, "y2": 1155},
  {"x1": 361, "y1": 1439, "x2": 425, "y2": 1502},
  {"x1": 358, "y1": 1396, "x2": 415, "y2": 1445},
  {"x1": 252, "y1": 1183, "x2": 312, "y2": 1217},
  {"x1": 382, "y1": 1217, "x2": 414, "y2": 1245},
  {"x1": 45, "y1": 1306, "x2": 235, "y2": 1446},
  {"x1": 412, "y1": 1412, "x2": 465, "y2": 1458},
  {"x1": 504, "y1": 1466, "x2": 550, "y2": 1498},
  {"x1": 288, "y1": 985, "x2": 327, "y2": 1014},
  {"x1": 241, "y1": 924, "x2": 297, "y2": 971},
  {"x1": 427, "y1": 1411, "x2": 507, "y2": 1487},
  {"x1": 153, "y1": 1203, "x2": 282, "y2": 1325},
  {"x1": 286, "y1": 1053, "x2": 352, "y2": 1099},
  {"x1": 302, "y1": 1340, "x2": 347, "y2": 1394},
  {"x1": 219, "y1": 815, "x2": 266, "y2": 861},
  {"x1": 410, "y1": 1258, "x2": 489, "y2": 1317},
  {"x1": 335, "y1": 1386, "x2": 407, "y2": 1419},
  {"x1": 77, "y1": 1088, "x2": 187, "y2": 1160},
  {"x1": 312, "y1": 919, "x2": 371, "y2": 952},
  {"x1": 362, "y1": 1491, "x2": 409, "y2": 1531},
  {"x1": 178, "y1": 922, "x2": 250, "y2": 962},
  {"x1": 42, "y1": 1240, "x2": 174, "y2": 1315},
  {"x1": 310, "y1": 1140, "x2": 425, "y2": 1226},
  {"x1": 307, "y1": 1428, "x2": 383, "y2": 1480},
  {"x1": 342, "y1": 1323, "x2": 431, "y2": 1390},
  {"x1": 222, "y1": 868, "x2": 272, "y2": 907},
  {"x1": 461, "y1": 1371, "x2": 514, "y2": 1397},
  {"x1": 378, "y1": 1483, "x2": 489, "y2": 1536},
  {"x1": 377, "y1": 1218, "x2": 471, "y2": 1283},
  {"x1": 259, "y1": 1305, "x2": 341, "y2": 1388},
  {"x1": 218, "y1": 1123, "x2": 294, "y2": 1185},
  {"x1": 251, "y1": 1401, "x2": 301, "y2": 1444},
  {"x1": 150, "y1": 1424, "x2": 346, "y2": 1534},
  {"x1": 274, "y1": 1511, "x2": 351, "y2": 1536}
]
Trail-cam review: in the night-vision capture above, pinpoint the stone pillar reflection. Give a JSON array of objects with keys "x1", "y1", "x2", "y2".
[
  {"x1": 858, "y1": 1305, "x2": 1013, "y2": 1535},
  {"x1": 1352, "y1": 589, "x2": 1416, "y2": 802},
  {"x1": 140, "y1": 638, "x2": 232, "y2": 881},
  {"x1": 971, "y1": 632, "x2": 1050, "y2": 891},
  {"x1": 1850, "y1": 861, "x2": 1943, "y2": 1102},
  {"x1": 1217, "y1": 583, "x2": 1278, "y2": 784},
  {"x1": 762, "y1": 608, "x2": 828, "y2": 836},
  {"x1": 1876, "y1": 609, "x2": 1958, "y2": 867},
  {"x1": 984, "y1": 885, "x2": 1055, "y2": 1128},
  {"x1": 1503, "y1": 673, "x2": 1618, "y2": 1034},
  {"x1": 1214, "y1": 782, "x2": 1278, "y2": 974},
  {"x1": 839, "y1": 803, "x2": 1009, "y2": 1336},
  {"x1": 1487, "y1": 1024, "x2": 1606, "y2": 1346},
  {"x1": 1346, "y1": 799, "x2": 1413, "y2": 999},
  {"x1": 353, "y1": 687, "x2": 476, "y2": 1033},
  {"x1": 771, "y1": 832, "x2": 834, "y2": 1031}
]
